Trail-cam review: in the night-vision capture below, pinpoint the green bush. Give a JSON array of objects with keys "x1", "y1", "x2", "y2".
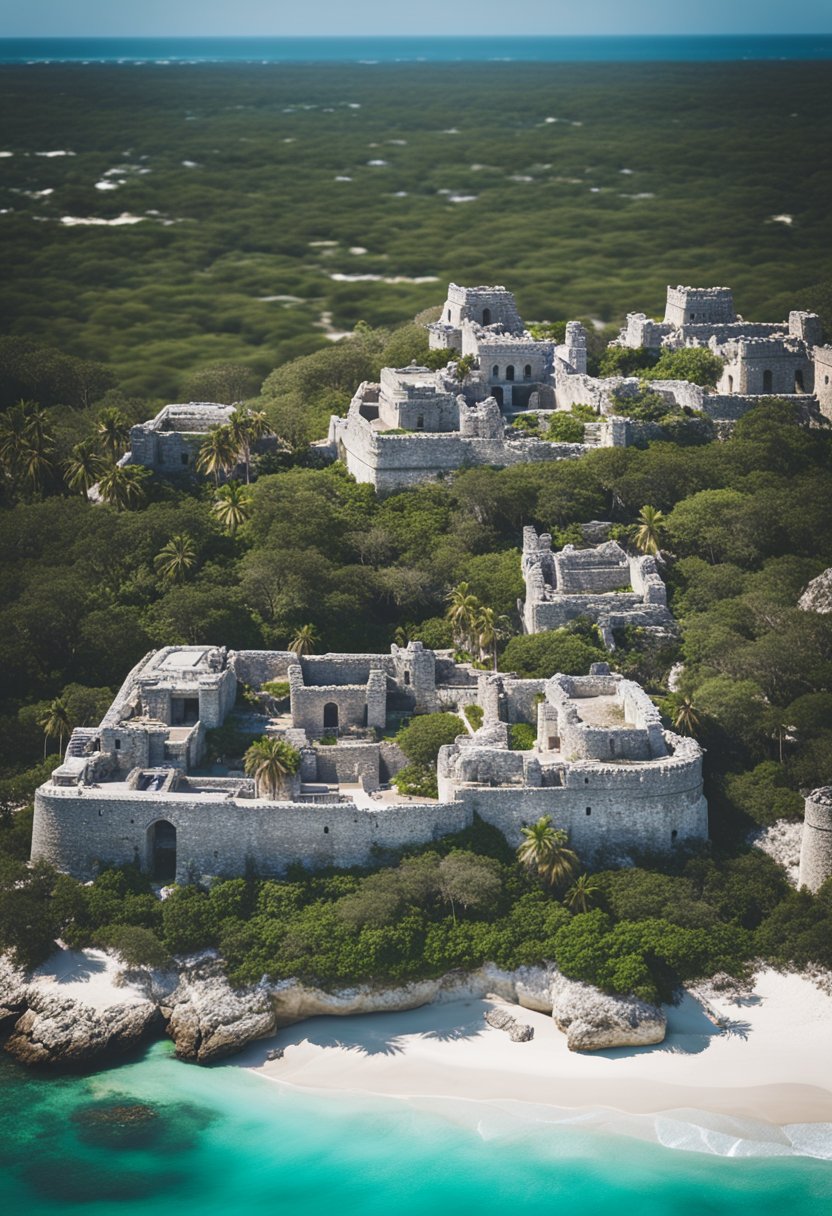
[
  {"x1": 262, "y1": 680, "x2": 290, "y2": 700},
  {"x1": 463, "y1": 704, "x2": 484, "y2": 730},
  {"x1": 547, "y1": 413, "x2": 586, "y2": 443},
  {"x1": 397, "y1": 712, "x2": 464, "y2": 767},
  {"x1": 500, "y1": 630, "x2": 606, "y2": 679},
  {"x1": 509, "y1": 723, "x2": 536, "y2": 751},
  {"x1": 392, "y1": 763, "x2": 439, "y2": 799}
]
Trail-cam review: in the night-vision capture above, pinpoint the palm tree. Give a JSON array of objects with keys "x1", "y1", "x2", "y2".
[
  {"x1": 289, "y1": 624, "x2": 319, "y2": 657},
  {"x1": 96, "y1": 407, "x2": 130, "y2": 462},
  {"x1": 39, "y1": 697, "x2": 72, "y2": 760},
  {"x1": 228, "y1": 407, "x2": 273, "y2": 483},
  {"x1": 564, "y1": 873, "x2": 600, "y2": 913},
  {"x1": 244, "y1": 737, "x2": 301, "y2": 800},
  {"x1": 476, "y1": 605, "x2": 497, "y2": 666},
  {"x1": 154, "y1": 534, "x2": 197, "y2": 583},
  {"x1": 446, "y1": 582, "x2": 481, "y2": 654},
  {"x1": 197, "y1": 424, "x2": 238, "y2": 486},
  {"x1": 0, "y1": 402, "x2": 55, "y2": 493},
  {"x1": 212, "y1": 480, "x2": 252, "y2": 536},
  {"x1": 517, "y1": 816, "x2": 580, "y2": 890},
  {"x1": 634, "y1": 505, "x2": 665, "y2": 557},
  {"x1": 673, "y1": 697, "x2": 700, "y2": 737},
  {"x1": 98, "y1": 463, "x2": 148, "y2": 510},
  {"x1": 65, "y1": 438, "x2": 106, "y2": 495}
]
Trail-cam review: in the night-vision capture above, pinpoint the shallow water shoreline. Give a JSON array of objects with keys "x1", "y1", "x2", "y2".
[{"x1": 236, "y1": 969, "x2": 832, "y2": 1159}]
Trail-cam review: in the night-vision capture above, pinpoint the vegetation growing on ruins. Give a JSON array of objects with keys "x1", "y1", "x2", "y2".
[{"x1": 1, "y1": 60, "x2": 832, "y2": 1003}]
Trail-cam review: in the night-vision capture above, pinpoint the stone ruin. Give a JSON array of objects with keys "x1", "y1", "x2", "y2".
[{"x1": 520, "y1": 526, "x2": 675, "y2": 649}]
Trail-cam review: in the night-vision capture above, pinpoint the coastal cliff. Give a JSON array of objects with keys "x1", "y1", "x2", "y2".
[{"x1": 0, "y1": 949, "x2": 666, "y2": 1069}]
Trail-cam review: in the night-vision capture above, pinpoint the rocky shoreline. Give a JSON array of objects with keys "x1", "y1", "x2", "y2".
[{"x1": 0, "y1": 951, "x2": 666, "y2": 1071}]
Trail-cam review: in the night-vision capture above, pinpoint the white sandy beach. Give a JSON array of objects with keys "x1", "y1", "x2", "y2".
[{"x1": 239, "y1": 969, "x2": 832, "y2": 1150}]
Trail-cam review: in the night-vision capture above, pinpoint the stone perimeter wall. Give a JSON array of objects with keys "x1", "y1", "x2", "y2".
[{"x1": 33, "y1": 738, "x2": 707, "y2": 882}]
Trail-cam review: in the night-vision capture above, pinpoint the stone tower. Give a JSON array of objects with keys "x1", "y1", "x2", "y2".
[{"x1": 798, "y1": 787, "x2": 832, "y2": 893}]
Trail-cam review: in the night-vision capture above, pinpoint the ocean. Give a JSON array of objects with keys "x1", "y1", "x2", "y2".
[
  {"x1": 1, "y1": 35, "x2": 832, "y2": 64},
  {"x1": 1, "y1": 1042, "x2": 830, "y2": 1216}
]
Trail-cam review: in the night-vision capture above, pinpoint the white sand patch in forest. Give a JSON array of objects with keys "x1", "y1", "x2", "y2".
[
  {"x1": 0, "y1": 151, "x2": 14, "y2": 158},
  {"x1": 448, "y1": 194, "x2": 477, "y2": 203},
  {"x1": 367, "y1": 159, "x2": 388, "y2": 167},
  {"x1": 328, "y1": 273, "x2": 438, "y2": 284},
  {"x1": 335, "y1": 175, "x2": 352, "y2": 181},
  {"x1": 36, "y1": 150, "x2": 76, "y2": 157},
  {"x1": 60, "y1": 212, "x2": 148, "y2": 227},
  {"x1": 349, "y1": 246, "x2": 368, "y2": 255},
  {"x1": 770, "y1": 214, "x2": 794, "y2": 225}
]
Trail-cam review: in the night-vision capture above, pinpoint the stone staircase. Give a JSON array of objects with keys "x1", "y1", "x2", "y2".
[{"x1": 65, "y1": 728, "x2": 98, "y2": 758}]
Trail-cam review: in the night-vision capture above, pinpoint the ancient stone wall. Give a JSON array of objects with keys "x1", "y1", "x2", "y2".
[
  {"x1": 814, "y1": 346, "x2": 832, "y2": 420},
  {"x1": 31, "y1": 786, "x2": 471, "y2": 883}
]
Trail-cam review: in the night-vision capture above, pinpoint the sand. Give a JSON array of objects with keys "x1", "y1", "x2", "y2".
[
  {"x1": 31, "y1": 947, "x2": 146, "y2": 1011},
  {"x1": 240, "y1": 969, "x2": 832, "y2": 1150}
]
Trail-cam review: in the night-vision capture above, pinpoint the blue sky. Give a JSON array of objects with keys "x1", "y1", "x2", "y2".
[{"x1": 3, "y1": 0, "x2": 831, "y2": 37}]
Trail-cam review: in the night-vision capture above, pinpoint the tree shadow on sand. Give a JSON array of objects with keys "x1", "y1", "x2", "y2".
[{"x1": 238, "y1": 1002, "x2": 486, "y2": 1064}]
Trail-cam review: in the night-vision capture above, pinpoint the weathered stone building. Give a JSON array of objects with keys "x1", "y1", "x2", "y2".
[
  {"x1": 520, "y1": 527, "x2": 675, "y2": 649},
  {"x1": 32, "y1": 646, "x2": 707, "y2": 884},
  {"x1": 126, "y1": 403, "x2": 234, "y2": 475}
]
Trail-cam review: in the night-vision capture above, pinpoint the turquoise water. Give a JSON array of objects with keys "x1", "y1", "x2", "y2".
[
  {"x1": 1, "y1": 35, "x2": 832, "y2": 63},
  {"x1": 1, "y1": 1042, "x2": 831, "y2": 1215}
]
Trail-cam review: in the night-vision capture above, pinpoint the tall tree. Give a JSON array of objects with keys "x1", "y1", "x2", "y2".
[
  {"x1": 96, "y1": 407, "x2": 131, "y2": 462},
  {"x1": 154, "y1": 534, "x2": 198, "y2": 583},
  {"x1": 212, "y1": 480, "x2": 253, "y2": 536},
  {"x1": 673, "y1": 697, "x2": 700, "y2": 738},
  {"x1": 564, "y1": 873, "x2": 600, "y2": 913},
  {"x1": 446, "y1": 582, "x2": 482, "y2": 654},
  {"x1": 197, "y1": 424, "x2": 238, "y2": 486},
  {"x1": 39, "y1": 697, "x2": 72, "y2": 759},
  {"x1": 243, "y1": 737, "x2": 301, "y2": 800},
  {"x1": 64, "y1": 437, "x2": 106, "y2": 496},
  {"x1": 517, "y1": 816, "x2": 579, "y2": 890},
  {"x1": 634, "y1": 505, "x2": 666, "y2": 557},
  {"x1": 97, "y1": 463, "x2": 148, "y2": 511},
  {"x1": 289, "y1": 624, "x2": 319, "y2": 656},
  {"x1": 228, "y1": 407, "x2": 273, "y2": 484}
]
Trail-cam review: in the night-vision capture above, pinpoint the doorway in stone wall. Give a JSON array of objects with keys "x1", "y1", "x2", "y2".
[
  {"x1": 323, "y1": 702, "x2": 339, "y2": 732},
  {"x1": 148, "y1": 820, "x2": 177, "y2": 882}
]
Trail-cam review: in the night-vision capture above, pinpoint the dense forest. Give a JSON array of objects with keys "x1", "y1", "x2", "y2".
[
  {"x1": 1, "y1": 61, "x2": 832, "y2": 395},
  {"x1": 1, "y1": 60, "x2": 832, "y2": 1002}
]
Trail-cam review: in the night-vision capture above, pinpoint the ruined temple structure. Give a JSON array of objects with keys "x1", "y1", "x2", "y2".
[
  {"x1": 616, "y1": 284, "x2": 824, "y2": 398},
  {"x1": 520, "y1": 527, "x2": 675, "y2": 649},
  {"x1": 125, "y1": 403, "x2": 235, "y2": 475},
  {"x1": 326, "y1": 280, "x2": 826, "y2": 493},
  {"x1": 32, "y1": 647, "x2": 707, "y2": 885}
]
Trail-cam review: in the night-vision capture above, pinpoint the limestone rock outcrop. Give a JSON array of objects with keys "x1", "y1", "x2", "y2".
[
  {"x1": 799, "y1": 568, "x2": 832, "y2": 614},
  {"x1": 165, "y1": 962, "x2": 276, "y2": 1063},
  {"x1": 269, "y1": 963, "x2": 557, "y2": 1026},
  {"x1": 5, "y1": 991, "x2": 160, "y2": 1067},
  {"x1": 484, "y1": 1006, "x2": 534, "y2": 1041},
  {"x1": 551, "y1": 975, "x2": 666, "y2": 1051}
]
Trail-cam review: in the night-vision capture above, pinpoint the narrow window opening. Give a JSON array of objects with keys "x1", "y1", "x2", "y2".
[
  {"x1": 492, "y1": 364, "x2": 499, "y2": 378},
  {"x1": 586, "y1": 807, "x2": 591, "y2": 815},
  {"x1": 416, "y1": 414, "x2": 424, "y2": 429},
  {"x1": 180, "y1": 452, "x2": 189, "y2": 466},
  {"x1": 482, "y1": 308, "x2": 492, "y2": 325},
  {"x1": 671, "y1": 829, "x2": 678, "y2": 842},
  {"x1": 727, "y1": 374, "x2": 734, "y2": 392},
  {"x1": 323, "y1": 825, "x2": 329, "y2": 834},
  {"x1": 505, "y1": 364, "x2": 515, "y2": 382},
  {"x1": 763, "y1": 369, "x2": 773, "y2": 392},
  {"x1": 404, "y1": 670, "x2": 411, "y2": 685},
  {"x1": 795, "y1": 369, "x2": 804, "y2": 392},
  {"x1": 114, "y1": 739, "x2": 121, "y2": 750},
  {"x1": 524, "y1": 364, "x2": 532, "y2": 380}
]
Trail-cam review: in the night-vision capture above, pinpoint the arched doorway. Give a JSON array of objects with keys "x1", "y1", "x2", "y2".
[
  {"x1": 492, "y1": 386, "x2": 504, "y2": 407},
  {"x1": 482, "y1": 308, "x2": 492, "y2": 325},
  {"x1": 795, "y1": 369, "x2": 804, "y2": 392},
  {"x1": 762, "y1": 369, "x2": 773, "y2": 392},
  {"x1": 148, "y1": 820, "x2": 176, "y2": 882},
  {"x1": 505, "y1": 365, "x2": 515, "y2": 382},
  {"x1": 323, "y1": 702, "x2": 339, "y2": 732}
]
